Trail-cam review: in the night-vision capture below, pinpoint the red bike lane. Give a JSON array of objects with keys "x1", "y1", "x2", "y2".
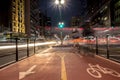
[
  {"x1": 64, "y1": 52, "x2": 120, "y2": 80},
  {"x1": 0, "y1": 47, "x2": 120, "y2": 80},
  {"x1": 0, "y1": 48, "x2": 61, "y2": 80}
]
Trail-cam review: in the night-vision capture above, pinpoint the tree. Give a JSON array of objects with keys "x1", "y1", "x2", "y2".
[{"x1": 82, "y1": 22, "x2": 94, "y2": 37}]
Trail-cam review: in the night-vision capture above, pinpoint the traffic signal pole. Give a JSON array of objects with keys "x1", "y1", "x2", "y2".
[{"x1": 60, "y1": 30, "x2": 63, "y2": 45}]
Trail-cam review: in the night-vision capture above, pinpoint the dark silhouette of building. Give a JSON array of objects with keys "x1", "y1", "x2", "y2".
[
  {"x1": 86, "y1": 0, "x2": 111, "y2": 27},
  {"x1": 39, "y1": 11, "x2": 52, "y2": 38},
  {"x1": 110, "y1": 0, "x2": 120, "y2": 26}
]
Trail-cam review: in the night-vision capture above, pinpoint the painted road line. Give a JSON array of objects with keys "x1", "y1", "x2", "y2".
[
  {"x1": 19, "y1": 65, "x2": 37, "y2": 80},
  {"x1": 76, "y1": 53, "x2": 83, "y2": 58},
  {"x1": 35, "y1": 48, "x2": 52, "y2": 57},
  {"x1": 58, "y1": 55, "x2": 67, "y2": 80}
]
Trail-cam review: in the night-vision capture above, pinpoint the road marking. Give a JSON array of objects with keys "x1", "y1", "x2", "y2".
[
  {"x1": 19, "y1": 65, "x2": 37, "y2": 80},
  {"x1": 87, "y1": 63, "x2": 120, "y2": 78},
  {"x1": 35, "y1": 48, "x2": 52, "y2": 57},
  {"x1": 58, "y1": 55, "x2": 67, "y2": 80},
  {"x1": 76, "y1": 54, "x2": 83, "y2": 58}
]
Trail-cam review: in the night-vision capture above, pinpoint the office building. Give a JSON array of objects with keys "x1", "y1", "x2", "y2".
[{"x1": 86, "y1": 0, "x2": 111, "y2": 27}]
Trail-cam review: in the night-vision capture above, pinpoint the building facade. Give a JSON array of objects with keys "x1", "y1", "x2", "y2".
[
  {"x1": 111, "y1": 0, "x2": 120, "y2": 26},
  {"x1": 11, "y1": 0, "x2": 25, "y2": 34},
  {"x1": 0, "y1": 0, "x2": 26, "y2": 38},
  {"x1": 0, "y1": 0, "x2": 51, "y2": 39},
  {"x1": 0, "y1": 0, "x2": 41, "y2": 38},
  {"x1": 30, "y1": 0, "x2": 40, "y2": 38},
  {"x1": 39, "y1": 11, "x2": 52, "y2": 38},
  {"x1": 86, "y1": 0, "x2": 111, "y2": 27}
]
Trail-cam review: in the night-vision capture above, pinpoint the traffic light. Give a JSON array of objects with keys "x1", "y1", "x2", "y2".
[{"x1": 58, "y1": 22, "x2": 64, "y2": 28}]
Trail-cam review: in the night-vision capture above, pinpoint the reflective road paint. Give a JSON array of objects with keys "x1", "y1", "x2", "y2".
[
  {"x1": 86, "y1": 63, "x2": 120, "y2": 78},
  {"x1": 0, "y1": 47, "x2": 120, "y2": 80},
  {"x1": 58, "y1": 55, "x2": 67, "y2": 80},
  {"x1": 19, "y1": 65, "x2": 37, "y2": 80}
]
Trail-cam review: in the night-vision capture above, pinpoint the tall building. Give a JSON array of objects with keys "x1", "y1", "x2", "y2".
[
  {"x1": 111, "y1": 0, "x2": 120, "y2": 26},
  {"x1": 0, "y1": 0, "x2": 26, "y2": 37},
  {"x1": 86, "y1": 0, "x2": 111, "y2": 27},
  {"x1": 39, "y1": 11, "x2": 52, "y2": 37},
  {"x1": 30, "y1": 0, "x2": 39, "y2": 38},
  {"x1": 25, "y1": 0, "x2": 30, "y2": 37},
  {"x1": 11, "y1": 0, "x2": 25, "y2": 34},
  {"x1": 0, "y1": 0, "x2": 51, "y2": 39},
  {"x1": 0, "y1": 0, "x2": 40, "y2": 38}
]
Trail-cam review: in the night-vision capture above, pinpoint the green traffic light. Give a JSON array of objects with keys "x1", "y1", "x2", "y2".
[
  {"x1": 58, "y1": 22, "x2": 64, "y2": 28},
  {"x1": 60, "y1": 24, "x2": 63, "y2": 28}
]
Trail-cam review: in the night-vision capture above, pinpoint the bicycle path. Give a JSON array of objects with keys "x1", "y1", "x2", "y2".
[{"x1": 0, "y1": 47, "x2": 119, "y2": 80}]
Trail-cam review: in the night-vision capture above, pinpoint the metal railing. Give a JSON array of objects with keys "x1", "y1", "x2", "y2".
[
  {"x1": 76, "y1": 35, "x2": 120, "y2": 62},
  {"x1": 0, "y1": 38, "x2": 54, "y2": 68}
]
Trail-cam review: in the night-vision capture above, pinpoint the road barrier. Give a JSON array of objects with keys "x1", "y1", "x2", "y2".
[
  {"x1": 74, "y1": 36, "x2": 120, "y2": 62},
  {"x1": 0, "y1": 38, "x2": 55, "y2": 68}
]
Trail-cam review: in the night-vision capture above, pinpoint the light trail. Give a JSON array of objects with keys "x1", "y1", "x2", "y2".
[{"x1": 0, "y1": 41, "x2": 56, "y2": 50}]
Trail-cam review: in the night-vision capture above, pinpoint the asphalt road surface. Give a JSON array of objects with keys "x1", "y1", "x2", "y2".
[{"x1": 0, "y1": 46, "x2": 120, "y2": 80}]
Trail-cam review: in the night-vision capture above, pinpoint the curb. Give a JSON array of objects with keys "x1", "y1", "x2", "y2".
[{"x1": 95, "y1": 55, "x2": 120, "y2": 66}]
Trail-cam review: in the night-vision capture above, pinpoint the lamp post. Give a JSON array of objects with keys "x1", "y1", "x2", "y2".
[
  {"x1": 55, "y1": 0, "x2": 65, "y2": 45},
  {"x1": 58, "y1": 22, "x2": 64, "y2": 45},
  {"x1": 55, "y1": 0, "x2": 65, "y2": 20}
]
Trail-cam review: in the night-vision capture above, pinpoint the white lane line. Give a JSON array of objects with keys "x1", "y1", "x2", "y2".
[
  {"x1": 35, "y1": 48, "x2": 52, "y2": 57},
  {"x1": 76, "y1": 54, "x2": 83, "y2": 58},
  {"x1": 19, "y1": 65, "x2": 37, "y2": 80}
]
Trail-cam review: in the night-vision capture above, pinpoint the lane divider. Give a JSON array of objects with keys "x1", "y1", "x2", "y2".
[{"x1": 58, "y1": 55, "x2": 67, "y2": 80}]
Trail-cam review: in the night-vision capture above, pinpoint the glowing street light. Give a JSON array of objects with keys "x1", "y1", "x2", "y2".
[
  {"x1": 55, "y1": 0, "x2": 65, "y2": 5},
  {"x1": 61, "y1": 0, "x2": 65, "y2": 4},
  {"x1": 55, "y1": 0, "x2": 59, "y2": 5},
  {"x1": 54, "y1": 0, "x2": 65, "y2": 45}
]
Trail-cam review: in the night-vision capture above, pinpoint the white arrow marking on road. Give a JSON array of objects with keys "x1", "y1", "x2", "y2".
[{"x1": 19, "y1": 65, "x2": 37, "y2": 80}]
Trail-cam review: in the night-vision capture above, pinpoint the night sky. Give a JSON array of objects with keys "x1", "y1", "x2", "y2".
[{"x1": 39, "y1": 0, "x2": 87, "y2": 27}]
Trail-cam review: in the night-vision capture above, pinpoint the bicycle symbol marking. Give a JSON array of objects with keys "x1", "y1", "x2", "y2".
[{"x1": 86, "y1": 63, "x2": 120, "y2": 78}]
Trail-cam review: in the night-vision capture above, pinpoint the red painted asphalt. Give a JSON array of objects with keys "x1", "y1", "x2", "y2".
[{"x1": 0, "y1": 47, "x2": 120, "y2": 80}]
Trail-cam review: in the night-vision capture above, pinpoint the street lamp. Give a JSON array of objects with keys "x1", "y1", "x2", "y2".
[
  {"x1": 55, "y1": 0, "x2": 65, "y2": 45},
  {"x1": 55, "y1": 0, "x2": 65, "y2": 5},
  {"x1": 55, "y1": 0, "x2": 59, "y2": 5},
  {"x1": 61, "y1": 0, "x2": 65, "y2": 4}
]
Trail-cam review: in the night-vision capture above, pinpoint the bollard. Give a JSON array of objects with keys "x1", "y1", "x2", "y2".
[
  {"x1": 15, "y1": 38, "x2": 18, "y2": 61},
  {"x1": 106, "y1": 34, "x2": 109, "y2": 59},
  {"x1": 96, "y1": 36, "x2": 98, "y2": 55},
  {"x1": 27, "y1": 38, "x2": 29, "y2": 57}
]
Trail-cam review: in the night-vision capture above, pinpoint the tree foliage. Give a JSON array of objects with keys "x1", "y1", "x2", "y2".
[{"x1": 82, "y1": 22, "x2": 94, "y2": 37}]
